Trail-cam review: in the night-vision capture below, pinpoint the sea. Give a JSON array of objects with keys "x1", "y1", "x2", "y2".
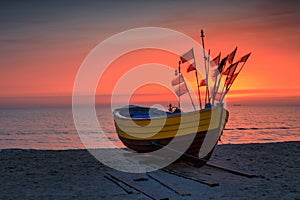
[{"x1": 0, "y1": 103, "x2": 299, "y2": 150}]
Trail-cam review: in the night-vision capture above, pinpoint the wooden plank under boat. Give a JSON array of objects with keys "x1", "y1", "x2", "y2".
[{"x1": 113, "y1": 105, "x2": 229, "y2": 163}]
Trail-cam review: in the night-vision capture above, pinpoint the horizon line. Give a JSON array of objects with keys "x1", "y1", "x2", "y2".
[
  {"x1": 0, "y1": 94, "x2": 299, "y2": 109},
  {"x1": 0, "y1": 87, "x2": 300, "y2": 98}
]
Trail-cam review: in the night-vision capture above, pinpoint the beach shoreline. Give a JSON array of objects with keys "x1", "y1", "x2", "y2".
[{"x1": 1, "y1": 142, "x2": 299, "y2": 199}]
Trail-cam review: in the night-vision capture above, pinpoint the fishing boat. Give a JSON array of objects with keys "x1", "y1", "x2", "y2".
[
  {"x1": 113, "y1": 30, "x2": 250, "y2": 163},
  {"x1": 114, "y1": 104, "x2": 229, "y2": 162}
]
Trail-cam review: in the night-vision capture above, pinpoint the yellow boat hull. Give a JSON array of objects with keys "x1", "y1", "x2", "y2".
[{"x1": 113, "y1": 105, "x2": 229, "y2": 162}]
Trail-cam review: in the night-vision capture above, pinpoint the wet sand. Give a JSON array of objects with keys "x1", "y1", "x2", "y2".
[{"x1": 1, "y1": 142, "x2": 299, "y2": 199}]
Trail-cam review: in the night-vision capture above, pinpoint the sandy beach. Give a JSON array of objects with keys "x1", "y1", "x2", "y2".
[{"x1": 1, "y1": 142, "x2": 299, "y2": 200}]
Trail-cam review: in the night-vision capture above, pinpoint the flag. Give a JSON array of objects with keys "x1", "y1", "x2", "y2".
[
  {"x1": 217, "y1": 56, "x2": 228, "y2": 73},
  {"x1": 227, "y1": 47, "x2": 237, "y2": 64},
  {"x1": 171, "y1": 74, "x2": 184, "y2": 86},
  {"x1": 222, "y1": 61, "x2": 239, "y2": 76},
  {"x1": 187, "y1": 62, "x2": 196, "y2": 72},
  {"x1": 199, "y1": 79, "x2": 206, "y2": 87},
  {"x1": 239, "y1": 53, "x2": 251, "y2": 63},
  {"x1": 180, "y1": 48, "x2": 194, "y2": 63},
  {"x1": 225, "y1": 73, "x2": 238, "y2": 89},
  {"x1": 210, "y1": 52, "x2": 221, "y2": 67},
  {"x1": 174, "y1": 83, "x2": 188, "y2": 97}
]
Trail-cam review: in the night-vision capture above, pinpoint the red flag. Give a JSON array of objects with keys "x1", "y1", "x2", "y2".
[
  {"x1": 199, "y1": 79, "x2": 206, "y2": 87},
  {"x1": 210, "y1": 53, "x2": 221, "y2": 67},
  {"x1": 174, "y1": 83, "x2": 188, "y2": 97},
  {"x1": 171, "y1": 74, "x2": 184, "y2": 86},
  {"x1": 239, "y1": 53, "x2": 251, "y2": 62},
  {"x1": 180, "y1": 48, "x2": 194, "y2": 63},
  {"x1": 225, "y1": 73, "x2": 238, "y2": 88},
  {"x1": 227, "y1": 47, "x2": 237, "y2": 64},
  {"x1": 187, "y1": 62, "x2": 196, "y2": 72},
  {"x1": 222, "y1": 61, "x2": 239, "y2": 76},
  {"x1": 218, "y1": 56, "x2": 228, "y2": 73}
]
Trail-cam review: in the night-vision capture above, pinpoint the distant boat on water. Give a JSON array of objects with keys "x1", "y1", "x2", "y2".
[{"x1": 113, "y1": 30, "x2": 251, "y2": 164}]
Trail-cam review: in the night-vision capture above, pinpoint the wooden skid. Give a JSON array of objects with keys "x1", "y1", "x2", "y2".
[
  {"x1": 162, "y1": 168, "x2": 219, "y2": 187},
  {"x1": 205, "y1": 163, "x2": 258, "y2": 178},
  {"x1": 107, "y1": 171, "x2": 169, "y2": 200},
  {"x1": 104, "y1": 174, "x2": 134, "y2": 194},
  {"x1": 147, "y1": 173, "x2": 191, "y2": 196}
]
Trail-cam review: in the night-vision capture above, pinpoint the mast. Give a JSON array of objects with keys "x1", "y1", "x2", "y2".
[
  {"x1": 178, "y1": 61, "x2": 181, "y2": 109},
  {"x1": 192, "y1": 50, "x2": 202, "y2": 110},
  {"x1": 200, "y1": 30, "x2": 209, "y2": 107},
  {"x1": 206, "y1": 49, "x2": 211, "y2": 105}
]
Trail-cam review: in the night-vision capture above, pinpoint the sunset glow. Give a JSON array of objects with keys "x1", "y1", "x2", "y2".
[{"x1": 1, "y1": 1, "x2": 299, "y2": 107}]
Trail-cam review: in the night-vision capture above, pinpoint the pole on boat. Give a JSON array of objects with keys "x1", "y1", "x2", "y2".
[
  {"x1": 206, "y1": 49, "x2": 211, "y2": 105},
  {"x1": 200, "y1": 30, "x2": 209, "y2": 107},
  {"x1": 192, "y1": 50, "x2": 202, "y2": 110},
  {"x1": 212, "y1": 56, "x2": 227, "y2": 105},
  {"x1": 211, "y1": 71, "x2": 218, "y2": 106},
  {"x1": 178, "y1": 61, "x2": 181, "y2": 110},
  {"x1": 182, "y1": 76, "x2": 196, "y2": 111}
]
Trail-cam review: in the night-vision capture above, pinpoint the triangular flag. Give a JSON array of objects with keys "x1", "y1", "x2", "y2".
[
  {"x1": 174, "y1": 83, "x2": 188, "y2": 97},
  {"x1": 187, "y1": 62, "x2": 196, "y2": 72},
  {"x1": 180, "y1": 48, "x2": 194, "y2": 63},
  {"x1": 227, "y1": 47, "x2": 237, "y2": 64},
  {"x1": 199, "y1": 79, "x2": 206, "y2": 87},
  {"x1": 217, "y1": 56, "x2": 228, "y2": 73},
  {"x1": 222, "y1": 61, "x2": 239, "y2": 76},
  {"x1": 171, "y1": 74, "x2": 184, "y2": 86},
  {"x1": 210, "y1": 52, "x2": 221, "y2": 67},
  {"x1": 239, "y1": 53, "x2": 251, "y2": 63},
  {"x1": 225, "y1": 73, "x2": 238, "y2": 89}
]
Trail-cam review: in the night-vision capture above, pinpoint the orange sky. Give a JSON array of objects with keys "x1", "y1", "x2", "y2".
[{"x1": 0, "y1": 1, "x2": 299, "y2": 107}]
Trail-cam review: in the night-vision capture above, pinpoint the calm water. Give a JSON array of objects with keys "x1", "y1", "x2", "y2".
[{"x1": 0, "y1": 104, "x2": 299, "y2": 150}]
